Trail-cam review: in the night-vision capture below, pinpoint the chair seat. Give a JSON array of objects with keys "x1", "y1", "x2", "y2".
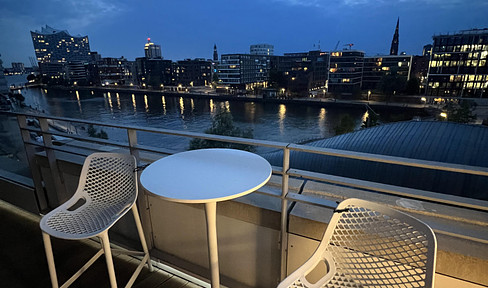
[{"x1": 40, "y1": 199, "x2": 132, "y2": 240}]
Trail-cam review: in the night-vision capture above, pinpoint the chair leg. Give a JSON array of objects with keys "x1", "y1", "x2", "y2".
[
  {"x1": 42, "y1": 232, "x2": 59, "y2": 288},
  {"x1": 132, "y1": 205, "x2": 154, "y2": 272},
  {"x1": 100, "y1": 232, "x2": 118, "y2": 288}
]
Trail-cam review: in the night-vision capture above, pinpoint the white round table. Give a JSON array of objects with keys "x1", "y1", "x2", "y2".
[{"x1": 140, "y1": 148, "x2": 272, "y2": 288}]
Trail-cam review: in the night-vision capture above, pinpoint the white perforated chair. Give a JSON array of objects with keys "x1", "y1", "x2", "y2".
[
  {"x1": 40, "y1": 153, "x2": 153, "y2": 288},
  {"x1": 278, "y1": 198, "x2": 437, "y2": 288}
]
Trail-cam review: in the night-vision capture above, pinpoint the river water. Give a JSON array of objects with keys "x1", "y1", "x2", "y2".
[{"x1": 7, "y1": 74, "x2": 417, "y2": 154}]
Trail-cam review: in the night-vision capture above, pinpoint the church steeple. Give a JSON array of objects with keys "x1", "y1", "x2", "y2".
[
  {"x1": 390, "y1": 18, "x2": 399, "y2": 55},
  {"x1": 213, "y1": 44, "x2": 218, "y2": 62}
]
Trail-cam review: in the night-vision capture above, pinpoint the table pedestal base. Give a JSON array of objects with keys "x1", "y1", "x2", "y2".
[{"x1": 205, "y1": 202, "x2": 220, "y2": 288}]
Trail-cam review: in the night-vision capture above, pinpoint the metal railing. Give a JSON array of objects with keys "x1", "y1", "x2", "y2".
[{"x1": 3, "y1": 111, "x2": 488, "y2": 281}]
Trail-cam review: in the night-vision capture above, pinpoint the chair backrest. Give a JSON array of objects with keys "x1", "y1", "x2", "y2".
[
  {"x1": 79, "y1": 152, "x2": 138, "y2": 212},
  {"x1": 322, "y1": 198, "x2": 437, "y2": 287},
  {"x1": 41, "y1": 153, "x2": 139, "y2": 239}
]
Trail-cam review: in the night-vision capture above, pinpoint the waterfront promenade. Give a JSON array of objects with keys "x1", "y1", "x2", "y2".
[{"x1": 40, "y1": 84, "x2": 433, "y2": 113}]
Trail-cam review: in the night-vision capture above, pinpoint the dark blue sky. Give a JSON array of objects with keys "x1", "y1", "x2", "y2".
[{"x1": 1, "y1": 0, "x2": 487, "y2": 66}]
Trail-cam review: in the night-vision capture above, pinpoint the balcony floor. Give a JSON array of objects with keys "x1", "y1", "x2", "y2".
[{"x1": 0, "y1": 200, "x2": 205, "y2": 288}]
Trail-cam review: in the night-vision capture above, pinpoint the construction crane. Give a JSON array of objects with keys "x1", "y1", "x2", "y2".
[
  {"x1": 343, "y1": 43, "x2": 354, "y2": 50},
  {"x1": 334, "y1": 41, "x2": 340, "y2": 51}
]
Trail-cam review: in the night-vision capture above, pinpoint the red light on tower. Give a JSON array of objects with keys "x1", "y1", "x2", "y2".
[{"x1": 147, "y1": 38, "x2": 151, "y2": 42}]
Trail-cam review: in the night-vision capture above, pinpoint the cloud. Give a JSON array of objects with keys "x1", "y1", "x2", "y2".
[
  {"x1": 272, "y1": 0, "x2": 484, "y2": 8},
  {"x1": 53, "y1": 0, "x2": 125, "y2": 29}
]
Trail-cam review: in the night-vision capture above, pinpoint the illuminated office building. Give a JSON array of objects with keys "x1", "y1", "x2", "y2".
[
  {"x1": 175, "y1": 58, "x2": 212, "y2": 86},
  {"x1": 31, "y1": 25, "x2": 90, "y2": 64},
  {"x1": 328, "y1": 50, "x2": 364, "y2": 95},
  {"x1": 144, "y1": 38, "x2": 162, "y2": 59},
  {"x1": 218, "y1": 54, "x2": 271, "y2": 88},
  {"x1": 427, "y1": 28, "x2": 488, "y2": 98},
  {"x1": 250, "y1": 44, "x2": 274, "y2": 56},
  {"x1": 362, "y1": 55, "x2": 412, "y2": 90}
]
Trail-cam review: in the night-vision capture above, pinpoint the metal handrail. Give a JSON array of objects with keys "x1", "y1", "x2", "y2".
[{"x1": 6, "y1": 111, "x2": 488, "y2": 209}]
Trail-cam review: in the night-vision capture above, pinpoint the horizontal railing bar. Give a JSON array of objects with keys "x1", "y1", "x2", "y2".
[
  {"x1": 24, "y1": 140, "x2": 92, "y2": 158},
  {"x1": 7, "y1": 112, "x2": 287, "y2": 149},
  {"x1": 10, "y1": 111, "x2": 488, "y2": 178},
  {"x1": 434, "y1": 229, "x2": 488, "y2": 246},
  {"x1": 288, "y1": 168, "x2": 488, "y2": 212},
  {"x1": 129, "y1": 144, "x2": 178, "y2": 156},
  {"x1": 286, "y1": 193, "x2": 338, "y2": 210},
  {"x1": 288, "y1": 143, "x2": 488, "y2": 177}
]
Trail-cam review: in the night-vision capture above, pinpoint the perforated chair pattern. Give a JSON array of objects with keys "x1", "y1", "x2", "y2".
[
  {"x1": 40, "y1": 153, "x2": 153, "y2": 288},
  {"x1": 278, "y1": 198, "x2": 437, "y2": 288}
]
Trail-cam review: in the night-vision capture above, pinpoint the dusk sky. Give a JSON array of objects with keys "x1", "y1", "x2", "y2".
[{"x1": 1, "y1": 0, "x2": 487, "y2": 66}]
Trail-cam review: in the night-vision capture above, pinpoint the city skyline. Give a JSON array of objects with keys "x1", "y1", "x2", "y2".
[{"x1": 1, "y1": 0, "x2": 487, "y2": 66}]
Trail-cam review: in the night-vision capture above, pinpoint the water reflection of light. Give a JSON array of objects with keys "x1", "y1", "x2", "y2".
[
  {"x1": 244, "y1": 102, "x2": 256, "y2": 122},
  {"x1": 210, "y1": 99, "x2": 215, "y2": 115},
  {"x1": 116, "y1": 93, "x2": 121, "y2": 109},
  {"x1": 279, "y1": 104, "x2": 286, "y2": 134},
  {"x1": 319, "y1": 108, "x2": 326, "y2": 121},
  {"x1": 190, "y1": 99, "x2": 194, "y2": 112},
  {"x1": 75, "y1": 91, "x2": 82, "y2": 114},
  {"x1": 362, "y1": 110, "x2": 369, "y2": 123},
  {"x1": 107, "y1": 92, "x2": 113, "y2": 113},
  {"x1": 225, "y1": 101, "x2": 230, "y2": 112},
  {"x1": 132, "y1": 94, "x2": 136, "y2": 112},
  {"x1": 91, "y1": 91, "x2": 94, "y2": 95},
  {"x1": 144, "y1": 95, "x2": 149, "y2": 112},
  {"x1": 179, "y1": 97, "x2": 185, "y2": 116},
  {"x1": 161, "y1": 96, "x2": 166, "y2": 115},
  {"x1": 318, "y1": 108, "x2": 326, "y2": 135}
]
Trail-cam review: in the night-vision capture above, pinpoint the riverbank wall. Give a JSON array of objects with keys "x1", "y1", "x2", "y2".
[{"x1": 46, "y1": 85, "x2": 433, "y2": 115}]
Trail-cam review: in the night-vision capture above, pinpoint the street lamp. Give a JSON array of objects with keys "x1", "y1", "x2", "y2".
[{"x1": 367, "y1": 90, "x2": 371, "y2": 101}]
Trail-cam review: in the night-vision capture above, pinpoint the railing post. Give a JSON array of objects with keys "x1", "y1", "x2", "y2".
[
  {"x1": 280, "y1": 146, "x2": 290, "y2": 281},
  {"x1": 39, "y1": 117, "x2": 67, "y2": 206},
  {"x1": 17, "y1": 115, "x2": 49, "y2": 212},
  {"x1": 127, "y1": 128, "x2": 154, "y2": 249}
]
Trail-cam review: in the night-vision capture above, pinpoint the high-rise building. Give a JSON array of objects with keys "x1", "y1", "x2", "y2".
[
  {"x1": 328, "y1": 50, "x2": 365, "y2": 95},
  {"x1": 31, "y1": 25, "x2": 91, "y2": 64},
  {"x1": 98, "y1": 57, "x2": 136, "y2": 86},
  {"x1": 144, "y1": 38, "x2": 162, "y2": 59},
  {"x1": 274, "y1": 51, "x2": 329, "y2": 96},
  {"x1": 426, "y1": 28, "x2": 488, "y2": 98},
  {"x1": 423, "y1": 44, "x2": 433, "y2": 57},
  {"x1": 250, "y1": 44, "x2": 274, "y2": 56},
  {"x1": 390, "y1": 18, "x2": 400, "y2": 56},
  {"x1": 11, "y1": 63, "x2": 25, "y2": 74},
  {"x1": 136, "y1": 58, "x2": 173, "y2": 88},
  {"x1": 218, "y1": 54, "x2": 271, "y2": 88},
  {"x1": 362, "y1": 55, "x2": 412, "y2": 90},
  {"x1": 175, "y1": 59, "x2": 212, "y2": 86}
]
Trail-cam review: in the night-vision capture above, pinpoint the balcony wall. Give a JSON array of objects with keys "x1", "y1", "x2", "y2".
[{"x1": 1, "y1": 151, "x2": 486, "y2": 288}]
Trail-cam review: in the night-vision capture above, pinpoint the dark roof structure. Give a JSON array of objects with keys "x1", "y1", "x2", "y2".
[{"x1": 264, "y1": 121, "x2": 488, "y2": 200}]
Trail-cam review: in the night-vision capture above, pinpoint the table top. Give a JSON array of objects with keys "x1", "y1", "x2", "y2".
[{"x1": 140, "y1": 148, "x2": 272, "y2": 204}]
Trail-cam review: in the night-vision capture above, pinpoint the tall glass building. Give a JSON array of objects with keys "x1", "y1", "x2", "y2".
[
  {"x1": 427, "y1": 28, "x2": 488, "y2": 98},
  {"x1": 31, "y1": 25, "x2": 91, "y2": 64}
]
